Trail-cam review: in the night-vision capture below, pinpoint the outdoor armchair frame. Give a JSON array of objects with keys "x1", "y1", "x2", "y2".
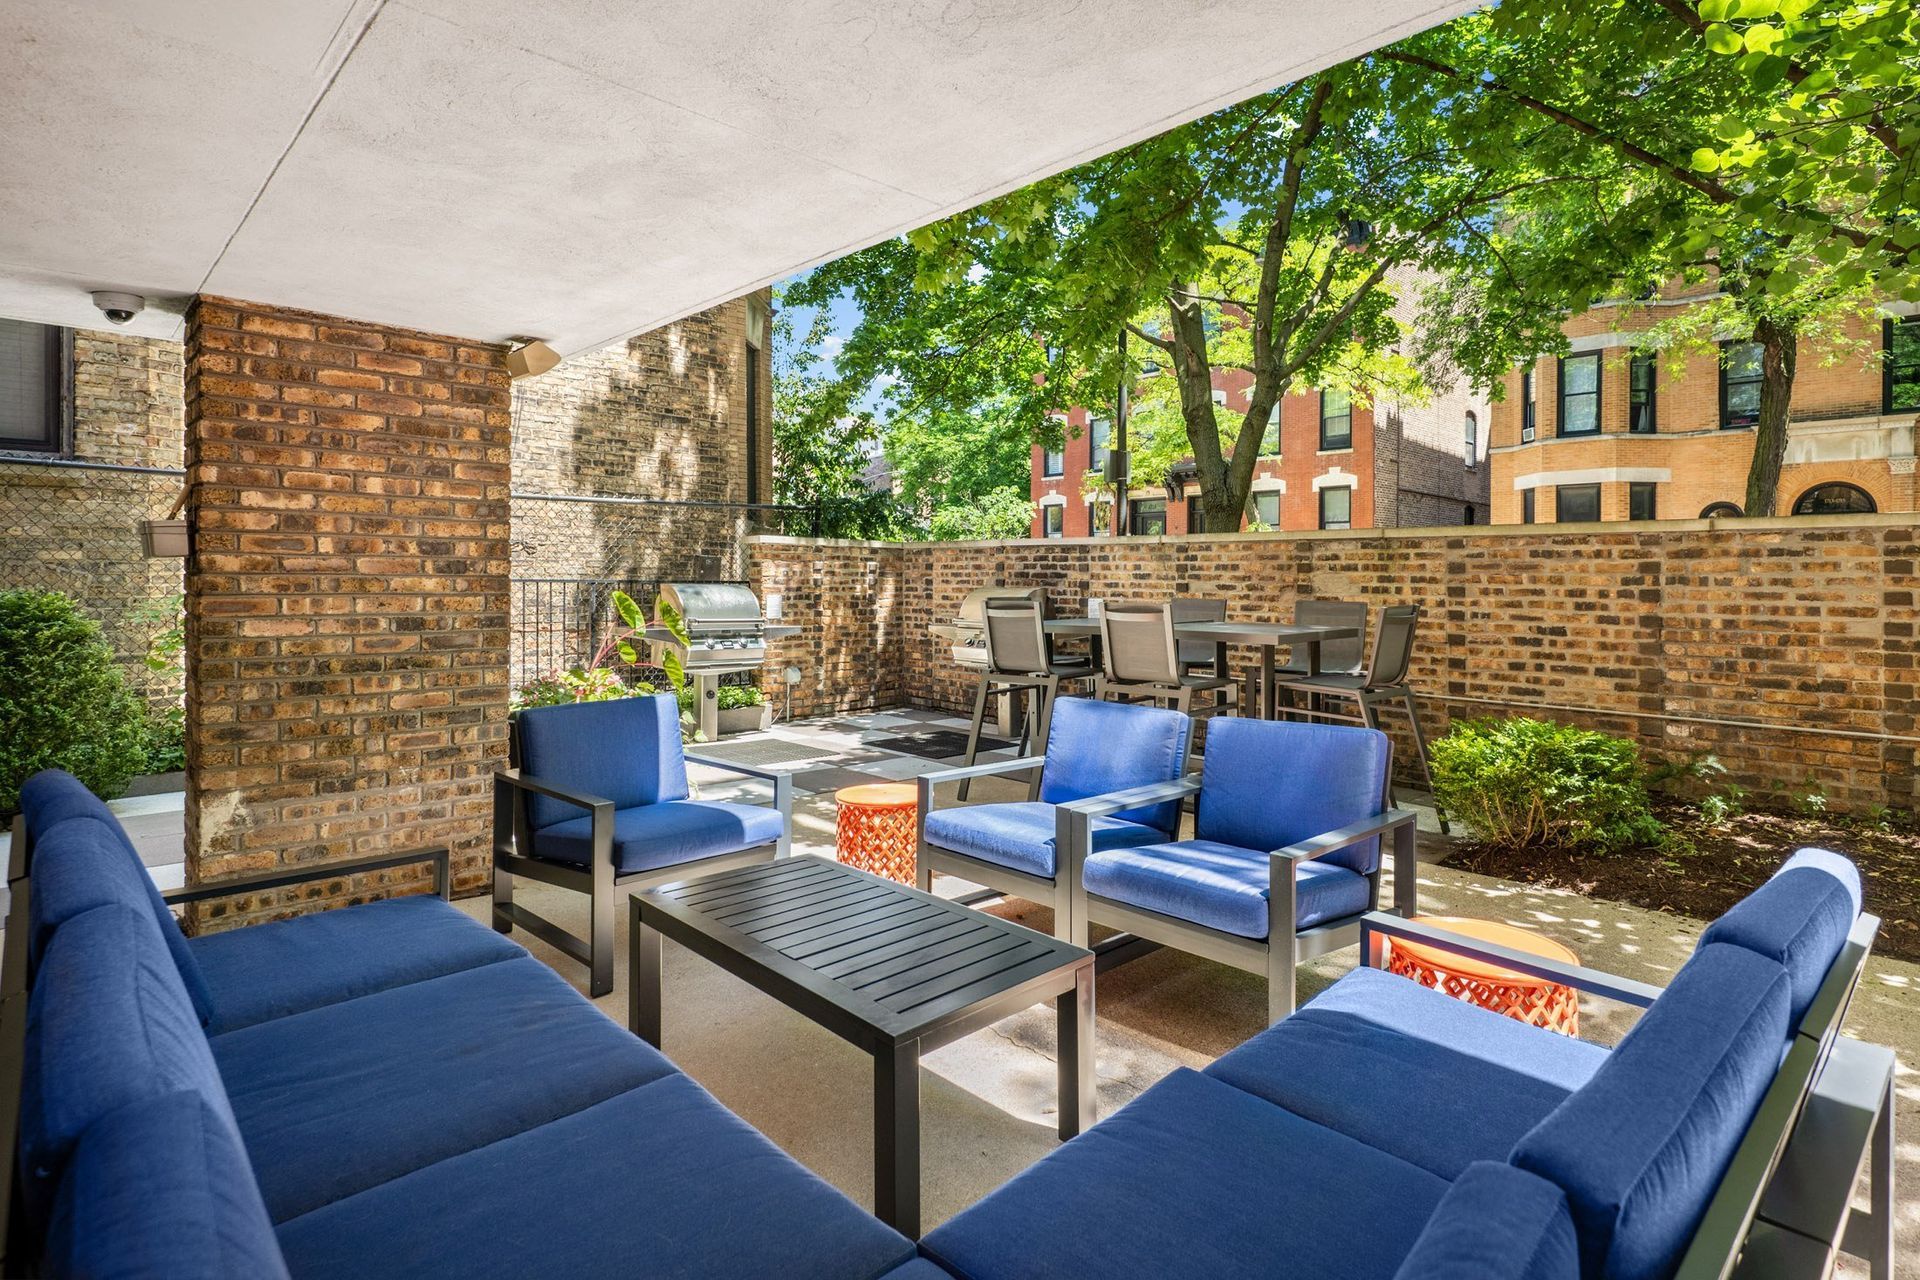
[
  {"x1": 493, "y1": 756, "x2": 792, "y2": 997},
  {"x1": 914, "y1": 755, "x2": 1067, "y2": 923}
]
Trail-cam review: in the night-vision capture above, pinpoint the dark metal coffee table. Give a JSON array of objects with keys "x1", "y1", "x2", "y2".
[{"x1": 628, "y1": 856, "x2": 1094, "y2": 1237}]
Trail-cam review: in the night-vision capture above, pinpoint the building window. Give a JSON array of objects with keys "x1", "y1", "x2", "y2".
[
  {"x1": 1262, "y1": 401, "x2": 1280, "y2": 455},
  {"x1": 1700, "y1": 501, "x2": 1742, "y2": 518},
  {"x1": 1318, "y1": 486, "x2": 1352, "y2": 530},
  {"x1": 1042, "y1": 444, "x2": 1064, "y2": 477},
  {"x1": 1185, "y1": 494, "x2": 1204, "y2": 533},
  {"x1": 1251, "y1": 490, "x2": 1280, "y2": 527},
  {"x1": 1556, "y1": 483, "x2": 1601, "y2": 523},
  {"x1": 1721, "y1": 341, "x2": 1764, "y2": 429},
  {"x1": 0, "y1": 319, "x2": 71, "y2": 455},
  {"x1": 1557, "y1": 353, "x2": 1600, "y2": 436},
  {"x1": 1088, "y1": 417, "x2": 1111, "y2": 475},
  {"x1": 1629, "y1": 353, "x2": 1657, "y2": 433},
  {"x1": 1210, "y1": 388, "x2": 1227, "y2": 407},
  {"x1": 1628, "y1": 482, "x2": 1657, "y2": 521},
  {"x1": 1791, "y1": 482, "x2": 1876, "y2": 516},
  {"x1": 1042, "y1": 504, "x2": 1065, "y2": 537},
  {"x1": 1463, "y1": 504, "x2": 1476, "y2": 525},
  {"x1": 1319, "y1": 389, "x2": 1352, "y2": 451},
  {"x1": 744, "y1": 332, "x2": 762, "y2": 504},
  {"x1": 1463, "y1": 410, "x2": 1477, "y2": 467},
  {"x1": 1129, "y1": 498, "x2": 1167, "y2": 535},
  {"x1": 1522, "y1": 489, "x2": 1536, "y2": 524},
  {"x1": 1886, "y1": 318, "x2": 1920, "y2": 413},
  {"x1": 1521, "y1": 364, "x2": 1536, "y2": 442}
]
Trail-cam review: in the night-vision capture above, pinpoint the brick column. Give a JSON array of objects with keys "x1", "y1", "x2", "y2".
[{"x1": 183, "y1": 297, "x2": 510, "y2": 928}]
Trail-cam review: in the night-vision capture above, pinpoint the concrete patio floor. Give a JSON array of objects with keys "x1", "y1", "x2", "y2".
[{"x1": 42, "y1": 707, "x2": 1920, "y2": 1266}]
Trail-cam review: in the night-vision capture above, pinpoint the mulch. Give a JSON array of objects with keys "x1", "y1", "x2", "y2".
[{"x1": 1441, "y1": 801, "x2": 1920, "y2": 963}]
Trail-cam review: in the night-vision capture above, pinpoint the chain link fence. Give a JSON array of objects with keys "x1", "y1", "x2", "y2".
[{"x1": 0, "y1": 458, "x2": 185, "y2": 704}]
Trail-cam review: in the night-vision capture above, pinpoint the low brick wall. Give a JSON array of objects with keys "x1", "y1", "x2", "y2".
[{"x1": 751, "y1": 516, "x2": 1919, "y2": 813}]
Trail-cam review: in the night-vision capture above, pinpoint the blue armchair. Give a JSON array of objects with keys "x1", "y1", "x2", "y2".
[
  {"x1": 493, "y1": 694, "x2": 792, "y2": 996},
  {"x1": 1062, "y1": 716, "x2": 1416, "y2": 1022},
  {"x1": 915, "y1": 697, "x2": 1192, "y2": 941}
]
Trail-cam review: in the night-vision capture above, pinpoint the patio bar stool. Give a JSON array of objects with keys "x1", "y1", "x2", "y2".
[
  {"x1": 1170, "y1": 596, "x2": 1229, "y2": 679},
  {"x1": 1094, "y1": 600, "x2": 1235, "y2": 717},
  {"x1": 1242, "y1": 598, "x2": 1368, "y2": 715},
  {"x1": 1274, "y1": 603, "x2": 1449, "y2": 833},
  {"x1": 957, "y1": 597, "x2": 1093, "y2": 800}
]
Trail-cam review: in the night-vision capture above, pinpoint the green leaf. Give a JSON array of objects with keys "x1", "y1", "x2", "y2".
[
  {"x1": 1705, "y1": 22, "x2": 1745, "y2": 54},
  {"x1": 616, "y1": 639, "x2": 638, "y2": 665},
  {"x1": 611, "y1": 589, "x2": 642, "y2": 630},
  {"x1": 1690, "y1": 147, "x2": 1723, "y2": 172}
]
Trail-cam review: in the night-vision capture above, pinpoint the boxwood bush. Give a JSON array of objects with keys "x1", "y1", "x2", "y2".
[
  {"x1": 0, "y1": 590, "x2": 148, "y2": 814},
  {"x1": 1430, "y1": 716, "x2": 1662, "y2": 855}
]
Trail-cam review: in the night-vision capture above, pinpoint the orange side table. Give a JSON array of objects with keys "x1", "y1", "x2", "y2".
[
  {"x1": 833, "y1": 783, "x2": 920, "y2": 884},
  {"x1": 1386, "y1": 916, "x2": 1581, "y2": 1035}
]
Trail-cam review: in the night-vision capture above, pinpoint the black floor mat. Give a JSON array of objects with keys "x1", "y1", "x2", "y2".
[{"x1": 865, "y1": 730, "x2": 1015, "y2": 760}]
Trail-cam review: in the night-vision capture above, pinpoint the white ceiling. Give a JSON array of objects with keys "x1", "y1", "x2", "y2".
[{"x1": 0, "y1": 0, "x2": 1475, "y2": 355}]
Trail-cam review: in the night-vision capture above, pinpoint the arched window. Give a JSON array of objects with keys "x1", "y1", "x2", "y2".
[
  {"x1": 1699, "y1": 502, "x2": 1743, "y2": 519},
  {"x1": 1463, "y1": 411, "x2": 1477, "y2": 468},
  {"x1": 1791, "y1": 483, "x2": 1877, "y2": 517}
]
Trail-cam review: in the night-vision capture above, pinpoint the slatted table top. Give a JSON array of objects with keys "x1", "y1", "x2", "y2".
[{"x1": 634, "y1": 857, "x2": 1092, "y2": 1050}]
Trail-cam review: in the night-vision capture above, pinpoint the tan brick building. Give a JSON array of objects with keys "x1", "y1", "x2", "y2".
[{"x1": 1489, "y1": 287, "x2": 1919, "y2": 524}]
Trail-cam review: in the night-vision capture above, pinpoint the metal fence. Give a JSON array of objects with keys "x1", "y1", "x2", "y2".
[{"x1": 508, "y1": 576, "x2": 762, "y2": 692}]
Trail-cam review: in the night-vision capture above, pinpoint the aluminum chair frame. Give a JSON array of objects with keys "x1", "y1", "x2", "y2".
[
  {"x1": 956, "y1": 598, "x2": 1092, "y2": 801},
  {"x1": 1093, "y1": 600, "x2": 1235, "y2": 716}
]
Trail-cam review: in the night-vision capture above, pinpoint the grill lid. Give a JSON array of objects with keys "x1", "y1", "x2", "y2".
[
  {"x1": 659, "y1": 582, "x2": 763, "y2": 628},
  {"x1": 953, "y1": 585, "x2": 1046, "y2": 628}
]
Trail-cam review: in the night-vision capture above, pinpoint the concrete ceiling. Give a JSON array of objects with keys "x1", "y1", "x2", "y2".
[{"x1": 0, "y1": 0, "x2": 1475, "y2": 355}]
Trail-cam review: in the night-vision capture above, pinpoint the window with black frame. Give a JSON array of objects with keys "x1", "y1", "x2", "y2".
[
  {"x1": 1043, "y1": 504, "x2": 1064, "y2": 537},
  {"x1": 1088, "y1": 418, "x2": 1111, "y2": 474},
  {"x1": 1721, "y1": 341, "x2": 1763, "y2": 428},
  {"x1": 1557, "y1": 353, "x2": 1600, "y2": 436},
  {"x1": 1042, "y1": 443, "x2": 1064, "y2": 477},
  {"x1": 1521, "y1": 365, "x2": 1537, "y2": 442},
  {"x1": 1557, "y1": 483, "x2": 1601, "y2": 523},
  {"x1": 1463, "y1": 410, "x2": 1477, "y2": 467},
  {"x1": 1629, "y1": 481, "x2": 1657, "y2": 521},
  {"x1": 1262, "y1": 401, "x2": 1280, "y2": 455},
  {"x1": 1319, "y1": 389, "x2": 1352, "y2": 451},
  {"x1": 1185, "y1": 494, "x2": 1204, "y2": 532},
  {"x1": 0, "y1": 319, "x2": 69, "y2": 455},
  {"x1": 1886, "y1": 318, "x2": 1920, "y2": 413},
  {"x1": 1318, "y1": 486, "x2": 1351, "y2": 530},
  {"x1": 1129, "y1": 498, "x2": 1167, "y2": 535},
  {"x1": 1251, "y1": 490, "x2": 1280, "y2": 527},
  {"x1": 1791, "y1": 483, "x2": 1876, "y2": 517},
  {"x1": 1522, "y1": 489, "x2": 1536, "y2": 523},
  {"x1": 1629, "y1": 354, "x2": 1657, "y2": 433}
]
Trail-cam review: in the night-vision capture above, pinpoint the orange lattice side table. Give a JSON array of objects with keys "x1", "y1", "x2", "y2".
[
  {"x1": 1386, "y1": 916, "x2": 1581, "y2": 1035},
  {"x1": 833, "y1": 784, "x2": 920, "y2": 884}
]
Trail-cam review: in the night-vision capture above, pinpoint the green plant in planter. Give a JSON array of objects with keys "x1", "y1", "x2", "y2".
[
  {"x1": 1429, "y1": 716, "x2": 1662, "y2": 855},
  {"x1": 717, "y1": 685, "x2": 765, "y2": 711},
  {"x1": 0, "y1": 590, "x2": 148, "y2": 813},
  {"x1": 510, "y1": 590, "x2": 703, "y2": 740}
]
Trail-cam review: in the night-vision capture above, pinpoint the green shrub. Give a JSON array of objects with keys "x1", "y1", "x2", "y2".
[
  {"x1": 143, "y1": 704, "x2": 186, "y2": 774},
  {"x1": 512, "y1": 667, "x2": 651, "y2": 710},
  {"x1": 1429, "y1": 716, "x2": 1662, "y2": 855},
  {"x1": 0, "y1": 590, "x2": 148, "y2": 813}
]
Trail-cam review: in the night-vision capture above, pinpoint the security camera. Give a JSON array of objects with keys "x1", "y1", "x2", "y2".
[{"x1": 90, "y1": 291, "x2": 145, "y2": 325}]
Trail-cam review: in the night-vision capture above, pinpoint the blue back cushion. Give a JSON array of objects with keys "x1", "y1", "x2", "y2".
[
  {"x1": 1038, "y1": 698, "x2": 1192, "y2": 833},
  {"x1": 20, "y1": 770, "x2": 216, "y2": 1027},
  {"x1": 1512, "y1": 943, "x2": 1791, "y2": 1280},
  {"x1": 1195, "y1": 719, "x2": 1390, "y2": 874},
  {"x1": 45, "y1": 1091, "x2": 289, "y2": 1280},
  {"x1": 1699, "y1": 848, "x2": 1861, "y2": 1028},
  {"x1": 1392, "y1": 1161, "x2": 1579, "y2": 1280},
  {"x1": 19, "y1": 904, "x2": 234, "y2": 1229},
  {"x1": 515, "y1": 694, "x2": 690, "y2": 831}
]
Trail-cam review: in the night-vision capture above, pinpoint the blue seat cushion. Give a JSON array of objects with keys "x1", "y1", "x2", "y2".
[
  {"x1": 1083, "y1": 838, "x2": 1371, "y2": 938},
  {"x1": 188, "y1": 894, "x2": 525, "y2": 1034},
  {"x1": 45, "y1": 1090, "x2": 290, "y2": 1280},
  {"x1": 921, "y1": 1068, "x2": 1447, "y2": 1280},
  {"x1": 1391, "y1": 1162, "x2": 1579, "y2": 1280},
  {"x1": 1207, "y1": 966, "x2": 1606, "y2": 1178},
  {"x1": 1699, "y1": 848, "x2": 1861, "y2": 1027},
  {"x1": 532, "y1": 799, "x2": 783, "y2": 873},
  {"x1": 212, "y1": 955, "x2": 677, "y2": 1221},
  {"x1": 19, "y1": 903, "x2": 234, "y2": 1228},
  {"x1": 1512, "y1": 943, "x2": 1791, "y2": 1280},
  {"x1": 21, "y1": 770, "x2": 216, "y2": 1026},
  {"x1": 1037, "y1": 696, "x2": 1192, "y2": 833},
  {"x1": 275, "y1": 1074, "x2": 917, "y2": 1280},
  {"x1": 880, "y1": 1261, "x2": 955, "y2": 1279},
  {"x1": 1194, "y1": 718, "x2": 1392, "y2": 874},
  {"x1": 514, "y1": 693, "x2": 690, "y2": 831},
  {"x1": 922, "y1": 800, "x2": 1166, "y2": 880}
]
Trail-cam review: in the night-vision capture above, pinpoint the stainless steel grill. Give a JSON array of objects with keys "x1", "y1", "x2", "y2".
[
  {"x1": 929, "y1": 585, "x2": 1048, "y2": 670},
  {"x1": 646, "y1": 582, "x2": 797, "y2": 739}
]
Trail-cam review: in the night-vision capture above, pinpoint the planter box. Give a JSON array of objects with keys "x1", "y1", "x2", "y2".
[
  {"x1": 716, "y1": 704, "x2": 772, "y2": 736},
  {"x1": 140, "y1": 518, "x2": 189, "y2": 558}
]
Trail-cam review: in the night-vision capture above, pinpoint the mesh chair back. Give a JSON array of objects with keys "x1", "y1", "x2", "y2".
[
  {"x1": 1100, "y1": 602, "x2": 1180, "y2": 685},
  {"x1": 1364, "y1": 604, "x2": 1420, "y2": 688},
  {"x1": 983, "y1": 598, "x2": 1050, "y2": 675},
  {"x1": 1295, "y1": 599, "x2": 1369, "y2": 674},
  {"x1": 1170, "y1": 597, "x2": 1227, "y2": 669}
]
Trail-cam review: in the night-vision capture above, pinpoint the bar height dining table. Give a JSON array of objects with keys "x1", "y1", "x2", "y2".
[{"x1": 1043, "y1": 618, "x2": 1360, "y2": 720}]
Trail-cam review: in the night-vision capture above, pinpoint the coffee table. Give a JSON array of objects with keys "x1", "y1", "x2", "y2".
[{"x1": 628, "y1": 857, "x2": 1095, "y2": 1237}]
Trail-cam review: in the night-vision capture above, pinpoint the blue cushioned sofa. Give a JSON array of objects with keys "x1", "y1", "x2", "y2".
[
  {"x1": 5, "y1": 770, "x2": 915, "y2": 1280},
  {"x1": 494, "y1": 693, "x2": 792, "y2": 995}
]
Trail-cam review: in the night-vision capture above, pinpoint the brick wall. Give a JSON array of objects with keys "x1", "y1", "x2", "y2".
[
  {"x1": 183, "y1": 296, "x2": 512, "y2": 927},
  {"x1": 752, "y1": 516, "x2": 1920, "y2": 813},
  {"x1": 70, "y1": 329, "x2": 186, "y2": 466}
]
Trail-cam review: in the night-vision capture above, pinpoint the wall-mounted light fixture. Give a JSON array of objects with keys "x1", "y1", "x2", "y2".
[{"x1": 505, "y1": 338, "x2": 561, "y2": 379}]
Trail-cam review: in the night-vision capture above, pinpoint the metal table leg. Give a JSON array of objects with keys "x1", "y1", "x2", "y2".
[
  {"x1": 628, "y1": 898, "x2": 663, "y2": 1047},
  {"x1": 1056, "y1": 963, "x2": 1095, "y2": 1140},
  {"x1": 875, "y1": 1038, "x2": 922, "y2": 1237}
]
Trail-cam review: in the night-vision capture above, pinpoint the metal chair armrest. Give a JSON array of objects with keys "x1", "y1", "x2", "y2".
[
  {"x1": 920, "y1": 755, "x2": 1048, "y2": 787},
  {"x1": 1269, "y1": 808, "x2": 1418, "y2": 863},
  {"x1": 1357, "y1": 912, "x2": 1665, "y2": 1008},
  {"x1": 162, "y1": 847, "x2": 453, "y2": 904},
  {"x1": 684, "y1": 753, "x2": 785, "y2": 783},
  {"x1": 494, "y1": 768, "x2": 616, "y2": 815},
  {"x1": 1059, "y1": 776, "x2": 1202, "y2": 820}
]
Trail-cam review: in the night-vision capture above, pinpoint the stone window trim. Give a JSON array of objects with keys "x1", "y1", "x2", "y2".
[
  {"x1": 1512, "y1": 466, "x2": 1670, "y2": 491},
  {"x1": 1311, "y1": 468, "x2": 1357, "y2": 491}
]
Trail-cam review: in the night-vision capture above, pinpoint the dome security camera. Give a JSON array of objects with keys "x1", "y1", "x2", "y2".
[{"x1": 91, "y1": 291, "x2": 145, "y2": 325}]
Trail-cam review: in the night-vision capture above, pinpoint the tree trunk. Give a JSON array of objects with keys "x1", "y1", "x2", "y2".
[{"x1": 1743, "y1": 315, "x2": 1798, "y2": 517}]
